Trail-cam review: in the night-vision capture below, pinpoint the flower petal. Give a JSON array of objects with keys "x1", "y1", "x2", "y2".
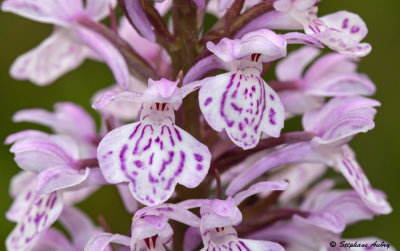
[
  {"x1": 207, "y1": 29, "x2": 287, "y2": 63},
  {"x1": 237, "y1": 239, "x2": 284, "y2": 251},
  {"x1": 6, "y1": 174, "x2": 36, "y2": 222},
  {"x1": 31, "y1": 228, "x2": 75, "y2": 251},
  {"x1": 302, "y1": 189, "x2": 376, "y2": 230},
  {"x1": 303, "y1": 97, "x2": 380, "y2": 146},
  {"x1": 97, "y1": 120, "x2": 211, "y2": 205},
  {"x1": 117, "y1": 183, "x2": 138, "y2": 213},
  {"x1": 5, "y1": 130, "x2": 49, "y2": 145},
  {"x1": 233, "y1": 181, "x2": 288, "y2": 205},
  {"x1": 236, "y1": 11, "x2": 303, "y2": 39},
  {"x1": 35, "y1": 167, "x2": 90, "y2": 194},
  {"x1": 183, "y1": 55, "x2": 227, "y2": 85},
  {"x1": 276, "y1": 46, "x2": 321, "y2": 81},
  {"x1": 200, "y1": 198, "x2": 242, "y2": 230},
  {"x1": 332, "y1": 146, "x2": 392, "y2": 214},
  {"x1": 306, "y1": 11, "x2": 371, "y2": 56},
  {"x1": 226, "y1": 143, "x2": 324, "y2": 196},
  {"x1": 85, "y1": 233, "x2": 130, "y2": 251},
  {"x1": 6, "y1": 192, "x2": 64, "y2": 251},
  {"x1": 134, "y1": 204, "x2": 201, "y2": 227},
  {"x1": 283, "y1": 32, "x2": 324, "y2": 48},
  {"x1": 269, "y1": 163, "x2": 327, "y2": 203},
  {"x1": 13, "y1": 102, "x2": 97, "y2": 142},
  {"x1": 85, "y1": 0, "x2": 116, "y2": 21},
  {"x1": 123, "y1": 0, "x2": 156, "y2": 42},
  {"x1": 278, "y1": 91, "x2": 324, "y2": 118},
  {"x1": 77, "y1": 26, "x2": 130, "y2": 89},
  {"x1": 92, "y1": 81, "x2": 146, "y2": 121},
  {"x1": 1, "y1": 0, "x2": 83, "y2": 26},
  {"x1": 199, "y1": 73, "x2": 284, "y2": 149},
  {"x1": 10, "y1": 135, "x2": 78, "y2": 173},
  {"x1": 59, "y1": 206, "x2": 99, "y2": 249},
  {"x1": 306, "y1": 72, "x2": 376, "y2": 97},
  {"x1": 10, "y1": 29, "x2": 87, "y2": 86}
]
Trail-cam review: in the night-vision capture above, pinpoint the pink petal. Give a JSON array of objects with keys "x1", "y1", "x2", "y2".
[
  {"x1": 10, "y1": 29, "x2": 87, "y2": 86},
  {"x1": 200, "y1": 198, "x2": 242, "y2": 230},
  {"x1": 5, "y1": 130, "x2": 49, "y2": 145},
  {"x1": 235, "y1": 11, "x2": 303, "y2": 39},
  {"x1": 1, "y1": 0, "x2": 83, "y2": 26},
  {"x1": 199, "y1": 73, "x2": 284, "y2": 149},
  {"x1": 92, "y1": 89, "x2": 143, "y2": 110},
  {"x1": 85, "y1": 233, "x2": 130, "y2": 251},
  {"x1": 6, "y1": 192, "x2": 64, "y2": 251},
  {"x1": 276, "y1": 46, "x2": 321, "y2": 81},
  {"x1": 6, "y1": 174, "x2": 36, "y2": 222},
  {"x1": 278, "y1": 90, "x2": 324, "y2": 118},
  {"x1": 10, "y1": 135, "x2": 78, "y2": 173},
  {"x1": 306, "y1": 72, "x2": 376, "y2": 97},
  {"x1": 58, "y1": 206, "x2": 99, "y2": 249},
  {"x1": 237, "y1": 239, "x2": 284, "y2": 251},
  {"x1": 92, "y1": 81, "x2": 146, "y2": 121},
  {"x1": 35, "y1": 167, "x2": 90, "y2": 194},
  {"x1": 207, "y1": 29, "x2": 287, "y2": 63},
  {"x1": 97, "y1": 120, "x2": 211, "y2": 205},
  {"x1": 226, "y1": 143, "x2": 324, "y2": 196},
  {"x1": 302, "y1": 189, "x2": 375, "y2": 228},
  {"x1": 303, "y1": 97, "x2": 380, "y2": 146},
  {"x1": 135, "y1": 204, "x2": 201, "y2": 227},
  {"x1": 13, "y1": 102, "x2": 97, "y2": 143},
  {"x1": 131, "y1": 215, "x2": 173, "y2": 244},
  {"x1": 306, "y1": 11, "x2": 371, "y2": 56},
  {"x1": 304, "y1": 53, "x2": 358, "y2": 82},
  {"x1": 31, "y1": 228, "x2": 75, "y2": 251},
  {"x1": 123, "y1": 0, "x2": 156, "y2": 42},
  {"x1": 283, "y1": 32, "x2": 324, "y2": 48},
  {"x1": 269, "y1": 163, "x2": 327, "y2": 203},
  {"x1": 77, "y1": 26, "x2": 130, "y2": 89},
  {"x1": 319, "y1": 11, "x2": 368, "y2": 43},
  {"x1": 117, "y1": 183, "x2": 138, "y2": 213},
  {"x1": 183, "y1": 55, "x2": 227, "y2": 85},
  {"x1": 233, "y1": 181, "x2": 288, "y2": 205},
  {"x1": 333, "y1": 146, "x2": 392, "y2": 214},
  {"x1": 85, "y1": 0, "x2": 116, "y2": 21}
]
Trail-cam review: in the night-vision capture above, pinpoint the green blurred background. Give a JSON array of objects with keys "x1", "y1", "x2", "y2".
[{"x1": 0, "y1": 0, "x2": 399, "y2": 249}]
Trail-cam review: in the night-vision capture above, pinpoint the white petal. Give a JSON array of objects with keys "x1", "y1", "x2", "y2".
[{"x1": 10, "y1": 28, "x2": 87, "y2": 85}]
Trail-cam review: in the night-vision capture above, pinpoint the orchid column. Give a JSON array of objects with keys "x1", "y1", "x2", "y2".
[{"x1": 2, "y1": 0, "x2": 394, "y2": 251}]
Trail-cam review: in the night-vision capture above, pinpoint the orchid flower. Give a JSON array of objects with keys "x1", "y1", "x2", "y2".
[
  {"x1": 5, "y1": 131, "x2": 106, "y2": 195},
  {"x1": 6, "y1": 171, "x2": 101, "y2": 251},
  {"x1": 179, "y1": 181, "x2": 288, "y2": 251},
  {"x1": 11, "y1": 102, "x2": 98, "y2": 157},
  {"x1": 249, "y1": 180, "x2": 394, "y2": 251},
  {"x1": 86, "y1": 204, "x2": 201, "y2": 251},
  {"x1": 1, "y1": 0, "x2": 132, "y2": 87},
  {"x1": 95, "y1": 78, "x2": 211, "y2": 205},
  {"x1": 275, "y1": 46, "x2": 376, "y2": 117},
  {"x1": 238, "y1": 0, "x2": 371, "y2": 56},
  {"x1": 29, "y1": 206, "x2": 104, "y2": 251},
  {"x1": 187, "y1": 29, "x2": 286, "y2": 149},
  {"x1": 226, "y1": 97, "x2": 392, "y2": 215}
]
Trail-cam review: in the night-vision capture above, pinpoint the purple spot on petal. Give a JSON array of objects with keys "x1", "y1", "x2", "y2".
[
  {"x1": 134, "y1": 160, "x2": 144, "y2": 169},
  {"x1": 204, "y1": 97, "x2": 213, "y2": 106},
  {"x1": 196, "y1": 164, "x2": 203, "y2": 171},
  {"x1": 351, "y1": 25, "x2": 360, "y2": 33},
  {"x1": 269, "y1": 108, "x2": 276, "y2": 125},
  {"x1": 194, "y1": 154, "x2": 203, "y2": 162},
  {"x1": 342, "y1": 18, "x2": 349, "y2": 29}
]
